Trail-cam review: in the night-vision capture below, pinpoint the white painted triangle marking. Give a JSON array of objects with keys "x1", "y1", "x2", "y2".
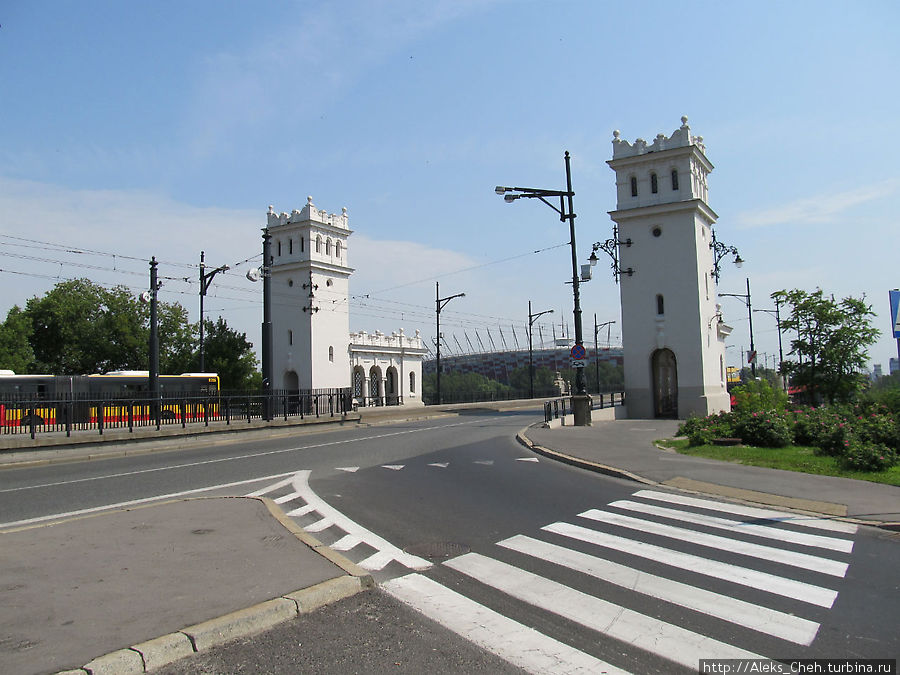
[
  {"x1": 474, "y1": 460, "x2": 494, "y2": 466},
  {"x1": 428, "y1": 462, "x2": 450, "y2": 468},
  {"x1": 336, "y1": 467, "x2": 359, "y2": 473},
  {"x1": 382, "y1": 464, "x2": 405, "y2": 471},
  {"x1": 516, "y1": 457, "x2": 539, "y2": 462}
]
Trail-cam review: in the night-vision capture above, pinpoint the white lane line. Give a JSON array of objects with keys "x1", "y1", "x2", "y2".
[
  {"x1": 0, "y1": 419, "x2": 484, "y2": 494},
  {"x1": 499, "y1": 535, "x2": 820, "y2": 646},
  {"x1": 610, "y1": 500, "x2": 854, "y2": 553},
  {"x1": 245, "y1": 475, "x2": 294, "y2": 496},
  {"x1": 516, "y1": 457, "x2": 540, "y2": 462},
  {"x1": 336, "y1": 467, "x2": 359, "y2": 473},
  {"x1": 290, "y1": 470, "x2": 431, "y2": 571},
  {"x1": 273, "y1": 491, "x2": 302, "y2": 505},
  {"x1": 305, "y1": 517, "x2": 334, "y2": 533},
  {"x1": 330, "y1": 534, "x2": 362, "y2": 551},
  {"x1": 382, "y1": 573, "x2": 629, "y2": 675},
  {"x1": 633, "y1": 490, "x2": 858, "y2": 535},
  {"x1": 428, "y1": 462, "x2": 449, "y2": 468},
  {"x1": 444, "y1": 552, "x2": 766, "y2": 669},
  {"x1": 0, "y1": 471, "x2": 296, "y2": 530},
  {"x1": 580, "y1": 509, "x2": 848, "y2": 577},
  {"x1": 381, "y1": 465, "x2": 405, "y2": 471},
  {"x1": 543, "y1": 521, "x2": 838, "y2": 608},
  {"x1": 285, "y1": 503, "x2": 316, "y2": 517}
]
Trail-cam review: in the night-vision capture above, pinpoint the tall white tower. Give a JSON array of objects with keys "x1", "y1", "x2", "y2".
[
  {"x1": 266, "y1": 197, "x2": 353, "y2": 391},
  {"x1": 607, "y1": 117, "x2": 731, "y2": 418}
]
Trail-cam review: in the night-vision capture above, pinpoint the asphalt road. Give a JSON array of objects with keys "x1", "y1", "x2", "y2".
[{"x1": 2, "y1": 410, "x2": 898, "y2": 674}]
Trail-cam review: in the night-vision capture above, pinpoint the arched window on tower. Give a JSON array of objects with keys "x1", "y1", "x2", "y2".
[
  {"x1": 651, "y1": 173, "x2": 658, "y2": 194},
  {"x1": 335, "y1": 240, "x2": 342, "y2": 258},
  {"x1": 277, "y1": 240, "x2": 282, "y2": 256},
  {"x1": 409, "y1": 372, "x2": 416, "y2": 394},
  {"x1": 656, "y1": 294, "x2": 665, "y2": 316},
  {"x1": 326, "y1": 239, "x2": 332, "y2": 256},
  {"x1": 630, "y1": 176, "x2": 638, "y2": 197},
  {"x1": 671, "y1": 169, "x2": 679, "y2": 191},
  {"x1": 328, "y1": 346, "x2": 334, "y2": 362},
  {"x1": 289, "y1": 238, "x2": 293, "y2": 255},
  {"x1": 316, "y1": 235, "x2": 322, "y2": 253},
  {"x1": 300, "y1": 236, "x2": 304, "y2": 252}
]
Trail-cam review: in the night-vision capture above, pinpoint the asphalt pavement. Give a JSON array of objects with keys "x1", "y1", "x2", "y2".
[{"x1": 1, "y1": 407, "x2": 897, "y2": 674}]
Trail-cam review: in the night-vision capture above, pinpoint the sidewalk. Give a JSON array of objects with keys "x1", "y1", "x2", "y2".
[
  {"x1": 520, "y1": 418, "x2": 900, "y2": 529},
  {"x1": 0, "y1": 497, "x2": 373, "y2": 675}
]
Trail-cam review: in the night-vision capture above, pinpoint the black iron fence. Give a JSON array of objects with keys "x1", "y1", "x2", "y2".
[
  {"x1": 543, "y1": 391, "x2": 625, "y2": 423},
  {"x1": 0, "y1": 388, "x2": 353, "y2": 438}
]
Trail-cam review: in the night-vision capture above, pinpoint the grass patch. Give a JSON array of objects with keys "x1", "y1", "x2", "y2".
[{"x1": 659, "y1": 438, "x2": 900, "y2": 487}]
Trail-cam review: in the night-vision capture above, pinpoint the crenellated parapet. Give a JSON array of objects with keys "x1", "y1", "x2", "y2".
[
  {"x1": 350, "y1": 328, "x2": 424, "y2": 351},
  {"x1": 612, "y1": 116, "x2": 705, "y2": 159},
  {"x1": 267, "y1": 196, "x2": 350, "y2": 231}
]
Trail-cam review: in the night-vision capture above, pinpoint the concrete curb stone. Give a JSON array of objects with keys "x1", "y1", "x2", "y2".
[
  {"x1": 130, "y1": 633, "x2": 195, "y2": 672},
  {"x1": 180, "y1": 597, "x2": 299, "y2": 653},
  {"x1": 82, "y1": 648, "x2": 145, "y2": 675}
]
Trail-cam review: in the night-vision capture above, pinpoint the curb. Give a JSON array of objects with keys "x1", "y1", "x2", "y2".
[
  {"x1": 54, "y1": 498, "x2": 374, "y2": 675},
  {"x1": 516, "y1": 426, "x2": 900, "y2": 532}
]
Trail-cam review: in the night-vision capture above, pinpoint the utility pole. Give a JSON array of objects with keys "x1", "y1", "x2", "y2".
[
  {"x1": 199, "y1": 251, "x2": 229, "y2": 372},
  {"x1": 149, "y1": 257, "x2": 160, "y2": 429},
  {"x1": 261, "y1": 229, "x2": 273, "y2": 419}
]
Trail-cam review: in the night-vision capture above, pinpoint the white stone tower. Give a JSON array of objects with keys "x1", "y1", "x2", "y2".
[
  {"x1": 266, "y1": 197, "x2": 353, "y2": 391},
  {"x1": 607, "y1": 117, "x2": 731, "y2": 418}
]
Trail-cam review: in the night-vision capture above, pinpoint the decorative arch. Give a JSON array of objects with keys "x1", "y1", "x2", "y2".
[
  {"x1": 326, "y1": 238, "x2": 332, "y2": 256},
  {"x1": 335, "y1": 240, "x2": 342, "y2": 258},
  {"x1": 385, "y1": 366, "x2": 399, "y2": 405},
  {"x1": 315, "y1": 235, "x2": 322, "y2": 253}
]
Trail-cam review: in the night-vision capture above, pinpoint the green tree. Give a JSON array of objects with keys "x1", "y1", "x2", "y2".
[
  {"x1": 195, "y1": 317, "x2": 259, "y2": 390},
  {"x1": 0, "y1": 305, "x2": 35, "y2": 372},
  {"x1": 773, "y1": 288, "x2": 879, "y2": 404},
  {"x1": 158, "y1": 302, "x2": 197, "y2": 374},
  {"x1": 507, "y1": 366, "x2": 556, "y2": 395},
  {"x1": 24, "y1": 279, "x2": 146, "y2": 374}
]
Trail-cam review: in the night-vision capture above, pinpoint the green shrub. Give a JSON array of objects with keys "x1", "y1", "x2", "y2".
[
  {"x1": 734, "y1": 412, "x2": 793, "y2": 448},
  {"x1": 840, "y1": 439, "x2": 898, "y2": 472},
  {"x1": 678, "y1": 412, "x2": 735, "y2": 447},
  {"x1": 731, "y1": 380, "x2": 789, "y2": 414}
]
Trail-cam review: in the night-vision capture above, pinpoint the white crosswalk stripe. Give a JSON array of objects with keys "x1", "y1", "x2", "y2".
[
  {"x1": 542, "y1": 520, "x2": 839, "y2": 607},
  {"x1": 445, "y1": 552, "x2": 766, "y2": 669},
  {"x1": 579, "y1": 508, "x2": 849, "y2": 576},
  {"x1": 248, "y1": 472, "x2": 859, "y2": 673},
  {"x1": 609, "y1": 499, "x2": 854, "y2": 552},
  {"x1": 498, "y1": 534, "x2": 820, "y2": 645},
  {"x1": 382, "y1": 573, "x2": 629, "y2": 675}
]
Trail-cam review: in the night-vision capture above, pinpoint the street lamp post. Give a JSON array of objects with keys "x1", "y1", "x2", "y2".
[
  {"x1": 199, "y1": 251, "x2": 229, "y2": 372},
  {"x1": 261, "y1": 229, "x2": 273, "y2": 419},
  {"x1": 721, "y1": 278, "x2": 756, "y2": 378},
  {"x1": 754, "y1": 296, "x2": 786, "y2": 391},
  {"x1": 528, "y1": 301, "x2": 554, "y2": 399},
  {"x1": 593, "y1": 316, "x2": 616, "y2": 394},
  {"x1": 496, "y1": 151, "x2": 592, "y2": 425},
  {"x1": 435, "y1": 282, "x2": 465, "y2": 405}
]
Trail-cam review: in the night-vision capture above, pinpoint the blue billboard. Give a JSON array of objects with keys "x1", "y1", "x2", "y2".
[{"x1": 890, "y1": 290, "x2": 900, "y2": 339}]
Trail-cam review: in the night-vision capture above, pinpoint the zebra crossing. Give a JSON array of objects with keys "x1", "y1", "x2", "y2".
[{"x1": 248, "y1": 472, "x2": 858, "y2": 674}]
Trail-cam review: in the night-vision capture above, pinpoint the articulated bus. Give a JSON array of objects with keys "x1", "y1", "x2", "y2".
[{"x1": 0, "y1": 371, "x2": 220, "y2": 428}]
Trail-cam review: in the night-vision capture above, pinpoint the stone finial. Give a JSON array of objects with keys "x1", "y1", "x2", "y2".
[
  {"x1": 307, "y1": 196, "x2": 314, "y2": 206},
  {"x1": 681, "y1": 115, "x2": 689, "y2": 126},
  {"x1": 613, "y1": 130, "x2": 620, "y2": 139},
  {"x1": 342, "y1": 207, "x2": 347, "y2": 215},
  {"x1": 268, "y1": 205, "x2": 274, "y2": 214}
]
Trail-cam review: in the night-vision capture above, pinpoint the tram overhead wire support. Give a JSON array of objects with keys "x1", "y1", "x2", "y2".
[{"x1": 588, "y1": 226, "x2": 633, "y2": 283}]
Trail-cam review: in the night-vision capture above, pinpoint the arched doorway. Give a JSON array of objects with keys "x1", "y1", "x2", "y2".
[
  {"x1": 283, "y1": 370, "x2": 300, "y2": 414},
  {"x1": 651, "y1": 349, "x2": 678, "y2": 418},
  {"x1": 385, "y1": 366, "x2": 399, "y2": 405}
]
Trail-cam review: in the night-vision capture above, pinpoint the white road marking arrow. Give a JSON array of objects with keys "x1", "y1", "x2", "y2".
[
  {"x1": 336, "y1": 467, "x2": 359, "y2": 473},
  {"x1": 382, "y1": 464, "x2": 405, "y2": 471}
]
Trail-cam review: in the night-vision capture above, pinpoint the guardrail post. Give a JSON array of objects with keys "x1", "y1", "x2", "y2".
[
  {"x1": 247, "y1": 396, "x2": 251, "y2": 423},
  {"x1": 98, "y1": 404, "x2": 104, "y2": 436}
]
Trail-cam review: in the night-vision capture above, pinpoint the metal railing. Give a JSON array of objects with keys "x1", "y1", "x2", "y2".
[
  {"x1": 543, "y1": 391, "x2": 625, "y2": 423},
  {"x1": 0, "y1": 388, "x2": 353, "y2": 438}
]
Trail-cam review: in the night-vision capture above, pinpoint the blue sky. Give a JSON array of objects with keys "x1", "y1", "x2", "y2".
[{"x1": 2, "y1": 0, "x2": 898, "y2": 372}]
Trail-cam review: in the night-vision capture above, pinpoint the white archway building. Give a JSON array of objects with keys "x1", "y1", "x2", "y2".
[
  {"x1": 608, "y1": 118, "x2": 732, "y2": 419},
  {"x1": 267, "y1": 197, "x2": 425, "y2": 407}
]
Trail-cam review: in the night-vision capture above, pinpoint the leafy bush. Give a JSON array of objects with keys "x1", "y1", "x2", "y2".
[
  {"x1": 678, "y1": 412, "x2": 735, "y2": 447},
  {"x1": 734, "y1": 412, "x2": 793, "y2": 448},
  {"x1": 840, "y1": 439, "x2": 898, "y2": 472},
  {"x1": 731, "y1": 380, "x2": 789, "y2": 414}
]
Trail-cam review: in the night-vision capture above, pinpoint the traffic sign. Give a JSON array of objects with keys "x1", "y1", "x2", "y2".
[
  {"x1": 571, "y1": 359, "x2": 586, "y2": 369},
  {"x1": 570, "y1": 344, "x2": 586, "y2": 360}
]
